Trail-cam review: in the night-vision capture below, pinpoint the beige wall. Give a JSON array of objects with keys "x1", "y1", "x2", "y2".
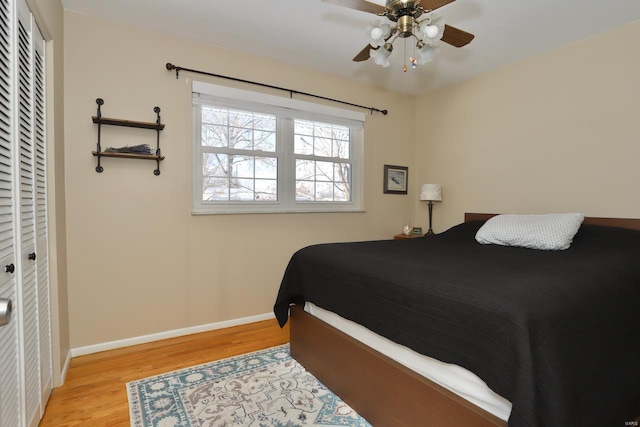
[
  {"x1": 63, "y1": 11, "x2": 640, "y2": 350},
  {"x1": 63, "y1": 11, "x2": 417, "y2": 348},
  {"x1": 414, "y1": 21, "x2": 640, "y2": 232},
  {"x1": 27, "y1": 0, "x2": 68, "y2": 386}
]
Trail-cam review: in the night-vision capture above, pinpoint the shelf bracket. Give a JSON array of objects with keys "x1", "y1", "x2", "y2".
[
  {"x1": 95, "y1": 98, "x2": 104, "y2": 173},
  {"x1": 154, "y1": 106, "x2": 161, "y2": 176}
]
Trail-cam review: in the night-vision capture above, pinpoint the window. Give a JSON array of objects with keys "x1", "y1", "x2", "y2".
[
  {"x1": 294, "y1": 120, "x2": 352, "y2": 202},
  {"x1": 192, "y1": 82, "x2": 364, "y2": 214},
  {"x1": 200, "y1": 106, "x2": 278, "y2": 202}
]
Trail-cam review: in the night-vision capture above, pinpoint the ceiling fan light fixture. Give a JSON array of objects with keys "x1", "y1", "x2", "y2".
[
  {"x1": 417, "y1": 41, "x2": 438, "y2": 64},
  {"x1": 367, "y1": 20, "x2": 391, "y2": 47},
  {"x1": 419, "y1": 15, "x2": 445, "y2": 40},
  {"x1": 370, "y1": 43, "x2": 393, "y2": 67},
  {"x1": 363, "y1": 11, "x2": 447, "y2": 70},
  {"x1": 325, "y1": 0, "x2": 474, "y2": 70},
  {"x1": 425, "y1": 25, "x2": 439, "y2": 38}
]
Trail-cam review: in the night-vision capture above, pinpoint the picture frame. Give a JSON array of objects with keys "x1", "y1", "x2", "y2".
[
  {"x1": 412, "y1": 227, "x2": 422, "y2": 236},
  {"x1": 383, "y1": 165, "x2": 408, "y2": 194}
]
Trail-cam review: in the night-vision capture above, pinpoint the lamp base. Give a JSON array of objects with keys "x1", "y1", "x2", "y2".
[{"x1": 424, "y1": 200, "x2": 436, "y2": 236}]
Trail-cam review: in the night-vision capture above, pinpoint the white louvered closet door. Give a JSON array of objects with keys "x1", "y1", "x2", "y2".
[
  {"x1": 16, "y1": 3, "x2": 41, "y2": 424},
  {"x1": 0, "y1": 0, "x2": 51, "y2": 426},
  {"x1": 16, "y1": 0, "x2": 52, "y2": 425},
  {"x1": 0, "y1": 0, "x2": 21, "y2": 426}
]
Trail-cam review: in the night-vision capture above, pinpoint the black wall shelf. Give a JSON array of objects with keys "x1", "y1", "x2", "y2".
[{"x1": 92, "y1": 98, "x2": 165, "y2": 175}]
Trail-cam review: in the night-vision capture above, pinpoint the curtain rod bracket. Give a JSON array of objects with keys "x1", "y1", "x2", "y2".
[
  {"x1": 166, "y1": 62, "x2": 388, "y2": 116},
  {"x1": 166, "y1": 62, "x2": 180, "y2": 79}
]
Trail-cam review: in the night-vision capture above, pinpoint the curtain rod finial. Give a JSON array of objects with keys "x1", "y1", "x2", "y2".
[{"x1": 166, "y1": 63, "x2": 180, "y2": 79}]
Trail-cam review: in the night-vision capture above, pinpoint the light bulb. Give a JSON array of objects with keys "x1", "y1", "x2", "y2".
[
  {"x1": 419, "y1": 14, "x2": 445, "y2": 40},
  {"x1": 425, "y1": 25, "x2": 439, "y2": 39},
  {"x1": 367, "y1": 21, "x2": 391, "y2": 47},
  {"x1": 370, "y1": 27, "x2": 384, "y2": 40}
]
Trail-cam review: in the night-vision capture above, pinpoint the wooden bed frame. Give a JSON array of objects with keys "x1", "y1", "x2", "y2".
[
  {"x1": 289, "y1": 213, "x2": 640, "y2": 426},
  {"x1": 464, "y1": 212, "x2": 640, "y2": 231}
]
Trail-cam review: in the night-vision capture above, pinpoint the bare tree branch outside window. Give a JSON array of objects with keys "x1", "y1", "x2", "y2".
[
  {"x1": 201, "y1": 106, "x2": 277, "y2": 202},
  {"x1": 294, "y1": 120, "x2": 351, "y2": 202}
]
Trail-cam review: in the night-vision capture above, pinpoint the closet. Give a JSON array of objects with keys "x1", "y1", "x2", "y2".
[{"x1": 0, "y1": 0, "x2": 52, "y2": 426}]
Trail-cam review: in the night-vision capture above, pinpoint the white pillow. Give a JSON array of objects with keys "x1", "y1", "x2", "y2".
[{"x1": 475, "y1": 213, "x2": 586, "y2": 250}]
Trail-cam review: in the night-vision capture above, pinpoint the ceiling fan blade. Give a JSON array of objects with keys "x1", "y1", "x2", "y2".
[
  {"x1": 322, "y1": 0, "x2": 386, "y2": 15},
  {"x1": 421, "y1": 0, "x2": 456, "y2": 12},
  {"x1": 353, "y1": 44, "x2": 375, "y2": 62},
  {"x1": 441, "y1": 24, "x2": 474, "y2": 47}
]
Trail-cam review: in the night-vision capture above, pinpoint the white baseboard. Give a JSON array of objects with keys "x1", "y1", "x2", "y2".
[
  {"x1": 70, "y1": 312, "x2": 275, "y2": 358},
  {"x1": 59, "y1": 350, "x2": 71, "y2": 385}
]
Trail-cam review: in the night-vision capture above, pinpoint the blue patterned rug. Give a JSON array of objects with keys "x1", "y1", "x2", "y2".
[{"x1": 127, "y1": 344, "x2": 371, "y2": 427}]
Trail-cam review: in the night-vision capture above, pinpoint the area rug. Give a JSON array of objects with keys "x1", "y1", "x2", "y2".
[{"x1": 127, "y1": 344, "x2": 371, "y2": 427}]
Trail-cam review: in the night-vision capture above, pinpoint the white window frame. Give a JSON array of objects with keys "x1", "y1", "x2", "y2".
[{"x1": 192, "y1": 82, "x2": 365, "y2": 214}]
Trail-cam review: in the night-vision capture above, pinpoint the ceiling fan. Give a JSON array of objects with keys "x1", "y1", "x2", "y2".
[{"x1": 323, "y1": 0, "x2": 474, "y2": 70}]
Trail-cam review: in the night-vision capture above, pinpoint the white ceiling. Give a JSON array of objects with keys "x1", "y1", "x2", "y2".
[{"x1": 61, "y1": 0, "x2": 640, "y2": 95}]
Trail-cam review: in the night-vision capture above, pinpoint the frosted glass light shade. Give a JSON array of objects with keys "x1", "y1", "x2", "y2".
[
  {"x1": 417, "y1": 43, "x2": 437, "y2": 64},
  {"x1": 420, "y1": 15, "x2": 445, "y2": 40},
  {"x1": 420, "y1": 184, "x2": 442, "y2": 201},
  {"x1": 367, "y1": 20, "x2": 391, "y2": 47},
  {"x1": 370, "y1": 44, "x2": 392, "y2": 67}
]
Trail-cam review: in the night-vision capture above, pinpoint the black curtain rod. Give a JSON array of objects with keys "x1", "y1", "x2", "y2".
[{"x1": 165, "y1": 63, "x2": 388, "y2": 116}]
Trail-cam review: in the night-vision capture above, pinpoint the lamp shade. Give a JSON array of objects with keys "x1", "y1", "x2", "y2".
[{"x1": 419, "y1": 184, "x2": 442, "y2": 201}]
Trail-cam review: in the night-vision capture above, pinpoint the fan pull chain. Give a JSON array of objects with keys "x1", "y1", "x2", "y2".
[{"x1": 403, "y1": 39, "x2": 407, "y2": 72}]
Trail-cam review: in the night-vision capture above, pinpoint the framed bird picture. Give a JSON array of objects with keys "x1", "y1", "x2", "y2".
[{"x1": 383, "y1": 165, "x2": 408, "y2": 194}]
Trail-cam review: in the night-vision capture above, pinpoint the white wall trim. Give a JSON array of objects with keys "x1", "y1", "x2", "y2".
[
  {"x1": 70, "y1": 312, "x2": 276, "y2": 358},
  {"x1": 58, "y1": 350, "x2": 71, "y2": 385}
]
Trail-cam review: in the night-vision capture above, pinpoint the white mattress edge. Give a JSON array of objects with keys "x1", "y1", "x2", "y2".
[{"x1": 304, "y1": 302, "x2": 512, "y2": 421}]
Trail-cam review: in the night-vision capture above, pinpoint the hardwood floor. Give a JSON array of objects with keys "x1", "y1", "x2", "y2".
[{"x1": 40, "y1": 319, "x2": 290, "y2": 426}]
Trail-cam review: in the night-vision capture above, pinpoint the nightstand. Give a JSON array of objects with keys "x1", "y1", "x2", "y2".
[{"x1": 393, "y1": 234, "x2": 422, "y2": 240}]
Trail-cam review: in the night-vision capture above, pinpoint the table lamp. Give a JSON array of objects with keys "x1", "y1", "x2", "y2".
[{"x1": 419, "y1": 184, "x2": 442, "y2": 236}]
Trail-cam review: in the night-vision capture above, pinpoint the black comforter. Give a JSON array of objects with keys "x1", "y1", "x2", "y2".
[{"x1": 274, "y1": 221, "x2": 640, "y2": 426}]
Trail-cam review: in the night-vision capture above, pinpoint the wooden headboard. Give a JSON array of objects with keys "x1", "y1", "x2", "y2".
[{"x1": 465, "y1": 213, "x2": 640, "y2": 231}]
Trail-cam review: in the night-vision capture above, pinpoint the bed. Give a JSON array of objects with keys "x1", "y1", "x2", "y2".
[{"x1": 273, "y1": 213, "x2": 640, "y2": 426}]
